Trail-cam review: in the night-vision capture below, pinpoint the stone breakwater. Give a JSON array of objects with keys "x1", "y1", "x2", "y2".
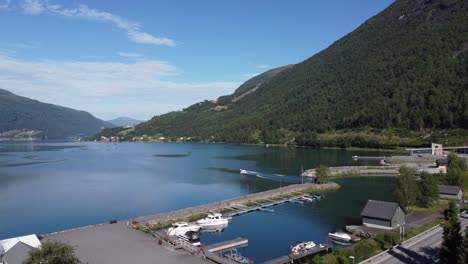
[
  {"x1": 301, "y1": 166, "x2": 400, "y2": 178},
  {"x1": 136, "y1": 182, "x2": 340, "y2": 225}
]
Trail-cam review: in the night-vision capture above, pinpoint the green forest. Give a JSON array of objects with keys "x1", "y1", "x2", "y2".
[{"x1": 95, "y1": 0, "x2": 468, "y2": 148}]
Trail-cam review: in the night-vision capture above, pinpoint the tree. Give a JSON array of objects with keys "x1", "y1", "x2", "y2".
[
  {"x1": 315, "y1": 165, "x2": 330, "y2": 184},
  {"x1": 445, "y1": 153, "x2": 467, "y2": 188},
  {"x1": 24, "y1": 240, "x2": 81, "y2": 264},
  {"x1": 464, "y1": 226, "x2": 468, "y2": 264},
  {"x1": 439, "y1": 201, "x2": 463, "y2": 264},
  {"x1": 417, "y1": 172, "x2": 439, "y2": 207},
  {"x1": 394, "y1": 166, "x2": 419, "y2": 210}
]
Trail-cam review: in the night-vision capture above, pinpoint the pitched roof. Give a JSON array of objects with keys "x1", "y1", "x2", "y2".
[
  {"x1": 0, "y1": 234, "x2": 41, "y2": 253},
  {"x1": 361, "y1": 200, "x2": 405, "y2": 220},
  {"x1": 438, "y1": 184, "x2": 462, "y2": 195},
  {"x1": 2, "y1": 242, "x2": 33, "y2": 264}
]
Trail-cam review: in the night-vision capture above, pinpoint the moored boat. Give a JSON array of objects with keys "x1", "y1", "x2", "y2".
[
  {"x1": 167, "y1": 222, "x2": 201, "y2": 236},
  {"x1": 328, "y1": 232, "x2": 352, "y2": 244},
  {"x1": 291, "y1": 241, "x2": 316, "y2": 254},
  {"x1": 176, "y1": 231, "x2": 201, "y2": 246},
  {"x1": 196, "y1": 213, "x2": 229, "y2": 228}
]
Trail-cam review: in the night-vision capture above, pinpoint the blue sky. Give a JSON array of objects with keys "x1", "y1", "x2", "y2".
[{"x1": 0, "y1": 0, "x2": 394, "y2": 120}]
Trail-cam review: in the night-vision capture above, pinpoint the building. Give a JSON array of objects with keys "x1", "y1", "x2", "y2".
[
  {"x1": 438, "y1": 184, "x2": 463, "y2": 200},
  {"x1": 0, "y1": 235, "x2": 41, "y2": 264},
  {"x1": 361, "y1": 200, "x2": 406, "y2": 230},
  {"x1": 436, "y1": 158, "x2": 449, "y2": 167},
  {"x1": 432, "y1": 143, "x2": 443, "y2": 155}
]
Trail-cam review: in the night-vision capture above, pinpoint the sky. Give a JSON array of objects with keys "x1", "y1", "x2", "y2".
[{"x1": 0, "y1": 0, "x2": 394, "y2": 121}]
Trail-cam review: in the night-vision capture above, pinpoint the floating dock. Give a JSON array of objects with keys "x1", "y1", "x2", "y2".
[
  {"x1": 264, "y1": 245, "x2": 329, "y2": 264},
  {"x1": 136, "y1": 182, "x2": 340, "y2": 226},
  {"x1": 205, "y1": 237, "x2": 248, "y2": 253}
]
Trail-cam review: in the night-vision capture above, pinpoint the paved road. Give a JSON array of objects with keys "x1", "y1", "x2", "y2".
[{"x1": 361, "y1": 217, "x2": 468, "y2": 264}]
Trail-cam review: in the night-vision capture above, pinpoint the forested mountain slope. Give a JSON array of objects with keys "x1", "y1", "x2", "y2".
[
  {"x1": 0, "y1": 89, "x2": 112, "y2": 139},
  {"x1": 99, "y1": 0, "x2": 468, "y2": 145}
]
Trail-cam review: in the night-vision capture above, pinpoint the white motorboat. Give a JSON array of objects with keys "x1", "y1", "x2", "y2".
[
  {"x1": 200, "y1": 222, "x2": 228, "y2": 233},
  {"x1": 196, "y1": 213, "x2": 229, "y2": 228},
  {"x1": 328, "y1": 232, "x2": 352, "y2": 244},
  {"x1": 291, "y1": 241, "x2": 316, "y2": 253},
  {"x1": 240, "y1": 169, "x2": 248, "y2": 174},
  {"x1": 176, "y1": 231, "x2": 201, "y2": 246},
  {"x1": 167, "y1": 222, "x2": 201, "y2": 236}
]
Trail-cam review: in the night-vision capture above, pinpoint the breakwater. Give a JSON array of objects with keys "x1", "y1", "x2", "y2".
[
  {"x1": 302, "y1": 166, "x2": 399, "y2": 178},
  {"x1": 136, "y1": 182, "x2": 340, "y2": 225}
]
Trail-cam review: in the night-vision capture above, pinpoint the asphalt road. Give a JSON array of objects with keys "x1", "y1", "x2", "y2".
[{"x1": 362, "y1": 217, "x2": 468, "y2": 264}]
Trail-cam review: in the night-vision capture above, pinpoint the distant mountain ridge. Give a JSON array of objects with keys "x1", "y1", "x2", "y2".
[
  {"x1": 95, "y1": 0, "x2": 468, "y2": 145},
  {"x1": 0, "y1": 89, "x2": 113, "y2": 139},
  {"x1": 107, "y1": 117, "x2": 142, "y2": 127}
]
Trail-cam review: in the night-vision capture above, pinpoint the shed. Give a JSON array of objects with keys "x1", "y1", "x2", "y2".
[
  {"x1": 2, "y1": 242, "x2": 33, "y2": 264},
  {"x1": 438, "y1": 184, "x2": 462, "y2": 200},
  {"x1": 361, "y1": 200, "x2": 406, "y2": 230},
  {"x1": 0, "y1": 235, "x2": 40, "y2": 264},
  {"x1": 436, "y1": 158, "x2": 449, "y2": 167}
]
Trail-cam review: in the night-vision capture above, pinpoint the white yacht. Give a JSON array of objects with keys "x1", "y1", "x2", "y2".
[
  {"x1": 167, "y1": 222, "x2": 201, "y2": 236},
  {"x1": 196, "y1": 213, "x2": 229, "y2": 228},
  {"x1": 291, "y1": 241, "x2": 316, "y2": 253},
  {"x1": 328, "y1": 232, "x2": 352, "y2": 244}
]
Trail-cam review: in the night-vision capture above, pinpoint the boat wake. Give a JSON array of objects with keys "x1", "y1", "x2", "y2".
[{"x1": 240, "y1": 169, "x2": 313, "y2": 183}]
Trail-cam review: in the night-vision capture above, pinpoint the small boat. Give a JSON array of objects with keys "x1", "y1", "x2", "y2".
[
  {"x1": 291, "y1": 241, "x2": 316, "y2": 254},
  {"x1": 328, "y1": 232, "x2": 352, "y2": 244},
  {"x1": 196, "y1": 213, "x2": 229, "y2": 228},
  {"x1": 224, "y1": 249, "x2": 250, "y2": 264},
  {"x1": 167, "y1": 222, "x2": 201, "y2": 236},
  {"x1": 259, "y1": 207, "x2": 274, "y2": 213},
  {"x1": 176, "y1": 231, "x2": 201, "y2": 246},
  {"x1": 240, "y1": 169, "x2": 248, "y2": 174}
]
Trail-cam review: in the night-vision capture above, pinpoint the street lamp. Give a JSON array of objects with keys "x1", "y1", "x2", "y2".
[{"x1": 349, "y1": 256, "x2": 355, "y2": 264}]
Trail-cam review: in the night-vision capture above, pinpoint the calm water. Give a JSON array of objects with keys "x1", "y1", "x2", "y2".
[{"x1": 0, "y1": 142, "x2": 395, "y2": 262}]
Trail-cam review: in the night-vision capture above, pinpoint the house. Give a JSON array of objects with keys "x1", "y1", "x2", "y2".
[
  {"x1": 361, "y1": 200, "x2": 406, "y2": 230},
  {"x1": 436, "y1": 158, "x2": 449, "y2": 168},
  {"x1": 438, "y1": 184, "x2": 463, "y2": 200},
  {"x1": 432, "y1": 143, "x2": 443, "y2": 155},
  {"x1": 0, "y1": 234, "x2": 41, "y2": 264}
]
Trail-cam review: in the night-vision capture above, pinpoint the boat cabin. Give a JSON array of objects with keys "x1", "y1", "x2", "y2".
[{"x1": 361, "y1": 200, "x2": 406, "y2": 230}]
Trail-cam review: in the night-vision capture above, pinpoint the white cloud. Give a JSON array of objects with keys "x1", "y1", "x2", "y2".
[
  {"x1": 0, "y1": 55, "x2": 240, "y2": 119},
  {"x1": 256, "y1": 65, "x2": 270, "y2": 69},
  {"x1": 117, "y1": 52, "x2": 141, "y2": 58},
  {"x1": 243, "y1": 73, "x2": 260, "y2": 79},
  {"x1": 20, "y1": 0, "x2": 176, "y2": 47},
  {"x1": 22, "y1": 0, "x2": 43, "y2": 14}
]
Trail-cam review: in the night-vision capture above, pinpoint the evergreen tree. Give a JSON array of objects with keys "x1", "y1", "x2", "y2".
[
  {"x1": 439, "y1": 202, "x2": 463, "y2": 264},
  {"x1": 394, "y1": 167, "x2": 419, "y2": 210},
  {"x1": 417, "y1": 172, "x2": 439, "y2": 207},
  {"x1": 24, "y1": 240, "x2": 81, "y2": 264}
]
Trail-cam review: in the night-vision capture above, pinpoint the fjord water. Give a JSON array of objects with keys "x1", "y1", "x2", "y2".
[{"x1": 0, "y1": 142, "x2": 394, "y2": 261}]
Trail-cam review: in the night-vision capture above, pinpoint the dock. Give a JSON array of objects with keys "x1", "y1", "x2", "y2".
[
  {"x1": 136, "y1": 182, "x2": 340, "y2": 226},
  {"x1": 205, "y1": 237, "x2": 248, "y2": 252},
  {"x1": 226, "y1": 194, "x2": 320, "y2": 217},
  {"x1": 264, "y1": 245, "x2": 329, "y2": 264}
]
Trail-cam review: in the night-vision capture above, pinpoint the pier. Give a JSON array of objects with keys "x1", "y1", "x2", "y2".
[
  {"x1": 136, "y1": 182, "x2": 340, "y2": 226},
  {"x1": 205, "y1": 237, "x2": 248, "y2": 253},
  {"x1": 302, "y1": 166, "x2": 399, "y2": 178}
]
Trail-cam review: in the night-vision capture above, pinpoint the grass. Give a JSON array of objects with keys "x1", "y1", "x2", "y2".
[
  {"x1": 405, "y1": 217, "x2": 444, "y2": 239},
  {"x1": 409, "y1": 203, "x2": 448, "y2": 214}
]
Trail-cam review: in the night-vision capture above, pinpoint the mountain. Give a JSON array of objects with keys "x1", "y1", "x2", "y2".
[
  {"x1": 107, "y1": 117, "x2": 143, "y2": 127},
  {"x1": 0, "y1": 89, "x2": 113, "y2": 139},
  {"x1": 97, "y1": 0, "x2": 468, "y2": 146}
]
